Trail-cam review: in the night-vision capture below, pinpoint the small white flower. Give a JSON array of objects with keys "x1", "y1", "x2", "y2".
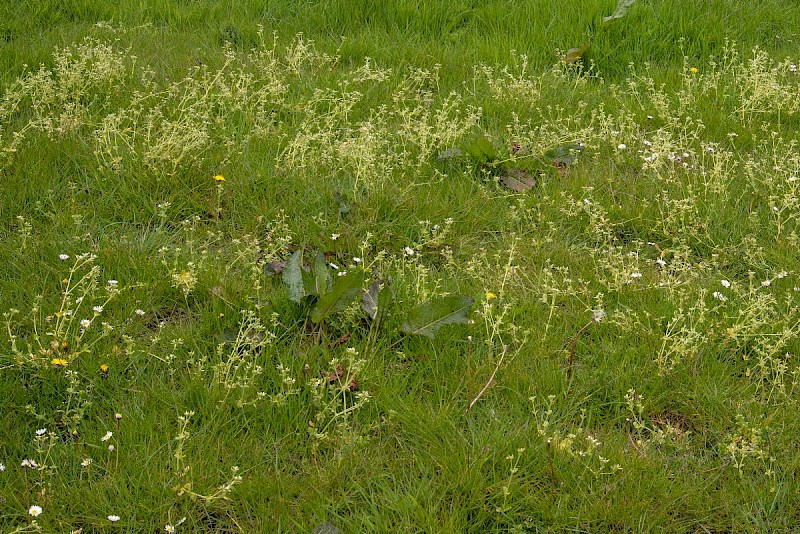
[
  {"x1": 592, "y1": 309, "x2": 607, "y2": 322},
  {"x1": 329, "y1": 263, "x2": 339, "y2": 270},
  {"x1": 101, "y1": 431, "x2": 113, "y2": 442},
  {"x1": 35, "y1": 428, "x2": 47, "y2": 436},
  {"x1": 80, "y1": 319, "x2": 91, "y2": 329},
  {"x1": 790, "y1": 64, "x2": 798, "y2": 72},
  {"x1": 655, "y1": 258, "x2": 667, "y2": 267},
  {"x1": 59, "y1": 254, "x2": 70, "y2": 261},
  {"x1": 108, "y1": 444, "x2": 115, "y2": 452},
  {"x1": 403, "y1": 247, "x2": 415, "y2": 256},
  {"x1": 165, "y1": 526, "x2": 175, "y2": 533},
  {"x1": 108, "y1": 515, "x2": 120, "y2": 522},
  {"x1": 352, "y1": 257, "x2": 362, "y2": 263},
  {"x1": 330, "y1": 233, "x2": 340, "y2": 240},
  {"x1": 135, "y1": 309, "x2": 145, "y2": 316},
  {"x1": 777, "y1": 271, "x2": 788, "y2": 279},
  {"x1": 29, "y1": 505, "x2": 42, "y2": 517},
  {"x1": 93, "y1": 305, "x2": 103, "y2": 313},
  {"x1": 21, "y1": 459, "x2": 38, "y2": 468},
  {"x1": 617, "y1": 143, "x2": 627, "y2": 150},
  {"x1": 630, "y1": 272, "x2": 642, "y2": 279},
  {"x1": 721, "y1": 280, "x2": 731, "y2": 288},
  {"x1": 336, "y1": 271, "x2": 348, "y2": 277},
  {"x1": 107, "y1": 280, "x2": 118, "y2": 286},
  {"x1": 713, "y1": 291, "x2": 727, "y2": 301},
  {"x1": 0, "y1": 462, "x2": 5, "y2": 471},
  {"x1": 81, "y1": 458, "x2": 93, "y2": 467},
  {"x1": 762, "y1": 280, "x2": 771, "y2": 287}
]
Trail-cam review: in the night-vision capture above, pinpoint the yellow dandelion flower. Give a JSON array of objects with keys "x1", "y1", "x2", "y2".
[
  {"x1": 100, "y1": 363, "x2": 109, "y2": 373},
  {"x1": 689, "y1": 67, "x2": 699, "y2": 73},
  {"x1": 485, "y1": 291, "x2": 497, "y2": 300},
  {"x1": 214, "y1": 174, "x2": 225, "y2": 182},
  {"x1": 51, "y1": 358, "x2": 67, "y2": 366}
]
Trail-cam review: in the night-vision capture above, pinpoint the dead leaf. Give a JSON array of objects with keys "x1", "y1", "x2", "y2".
[
  {"x1": 563, "y1": 44, "x2": 590, "y2": 64},
  {"x1": 499, "y1": 168, "x2": 536, "y2": 192}
]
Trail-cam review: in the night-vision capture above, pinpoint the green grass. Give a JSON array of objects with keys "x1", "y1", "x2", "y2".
[{"x1": 2, "y1": 1, "x2": 800, "y2": 532}]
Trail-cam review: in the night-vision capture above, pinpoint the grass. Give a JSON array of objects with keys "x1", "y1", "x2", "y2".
[{"x1": 1, "y1": 0, "x2": 800, "y2": 532}]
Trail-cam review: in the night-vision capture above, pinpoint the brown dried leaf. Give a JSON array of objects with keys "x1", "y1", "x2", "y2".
[{"x1": 499, "y1": 168, "x2": 536, "y2": 192}]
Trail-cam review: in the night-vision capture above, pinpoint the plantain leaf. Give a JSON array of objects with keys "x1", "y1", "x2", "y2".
[
  {"x1": 311, "y1": 271, "x2": 364, "y2": 323},
  {"x1": 314, "y1": 250, "x2": 331, "y2": 295},
  {"x1": 603, "y1": 0, "x2": 638, "y2": 23},
  {"x1": 401, "y1": 295, "x2": 475, "y2": 338},
  {"x1": 283, "y1": 249, "x2": 305, "y2": 303}
]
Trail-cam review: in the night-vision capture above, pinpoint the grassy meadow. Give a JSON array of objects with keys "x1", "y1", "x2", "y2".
[{"x1": 2, "y1": 0, "x2": 800, "y2": 532}]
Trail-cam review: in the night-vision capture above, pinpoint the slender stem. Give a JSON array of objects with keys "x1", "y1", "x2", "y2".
[
  {"x1": 466, "y1": 345, "x2": 508, "y2": 413},
  {"x1": 567, "y1": 318, "x2": 594, "y2": 380}
]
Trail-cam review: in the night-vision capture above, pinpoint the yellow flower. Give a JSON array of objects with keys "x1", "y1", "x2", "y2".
[
  {"x1": 51, "y1": 358, "x2": 67, "y2": 366},
  {"x1": 689, "y1": 67, "x2": 699, "y2": 73},
  {"x1": 100, "y1": 363, "x2": 109, "y2": 373},
  {"x1": 214, "y1": 174, "x2": 225, "y2": 182},
  {"x1": 485, "y1": 291, "x2": 497, "y2": 300}
]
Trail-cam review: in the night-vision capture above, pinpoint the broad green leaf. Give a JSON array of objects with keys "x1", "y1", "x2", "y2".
[
  {"x1": 311, "y1": 271, "x2": 364, "y2": 323},
  {"x1": 282, "y1": 249, "x2": 305, "y2": 303},
  {"x1": 401, "y1": 295, "x2": 475, "y2": 338},
  {"x1": 464, "y1": 135, "x2": 497, "y2": 163},
  {"x1": 314, "y1": 250, "x2": 331, "y2": 295},
  {"x1": 603, "y1": 0, "x2": 638, "y2": 23}
]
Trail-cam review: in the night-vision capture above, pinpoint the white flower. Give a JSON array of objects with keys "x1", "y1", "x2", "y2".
[
  {"x1": 80, "y1": 319, "x2": 91, "y2": 329},
  {"x1": 165, "y1": 526, "x2": 175, "y2": 533},
  {"x1": 330, "y1": 233, "x2": 340, "y2": 240},
  {"x1": 336, "y1": 271, "x2": 348, "y2": 277},
  {"x1": 108, "y1": 515, "x2": 120, "y2": 522},
  {"x1": 630, "y1": 272, "x2": 642, "y2": 279},
  {"x1": 81, "y1": 458, "x2": 93, "y2": 467},
  {"x1": 592, "y1": 309, "x2": 607, "y2": 323},
  {"x1": 403, "y1": 247, "x2": 415, "y2": 256},
  {"x1": 655, "y1": 258, "x2": 667, "y2": 267},
  {"x1": 721, "y1": 280, "x2": 731, "y2": 288},
  {"x1": 135, "y1": 309, "x2": 145, "y2": 316},
  {"x1": 617, "y1": 143, "x2": 627, "y2": 150},
  {"x1": 35, "y1": 428, "x2": 47, "y2": 436},
  {"x1": 777, "y1": 271, "x2": 788, "y2": 279},
  {"x1": 352, "y1": 257, "x2": 362, "y2": 263},
  {"x1": 713, "y1": 291, "x2": 727, "y2": 301},
  {"x1": 21, "y1": 459, "x2": 38, "y2": 468},
  {"x1": 0, "y1": 462, "x2": 5, "y2": 471},
  {"x1": 107, "y1": 280, "x2": 118, "y2": 286},
  {"x1": 93, "y1": 305, "x2": 103, "y2": 313},
  {"x1": 59, "y1": 254, "x2": 70, "y2": 261},
  {"x1": 329, "y1": 263, "x2": 339, "y2": 270},
  {"x1": 29, "y1": 505, "x2": 42, "y2": 517},
  {"x1": 101, "y1": 431, "x2": 113, "y2": 442},
  {"x1": 762, "y1": 280, "x2": 771, "y2": 287},
  {"x1": 108, "y1": 444, "x2": 115, "y2": 452}
]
